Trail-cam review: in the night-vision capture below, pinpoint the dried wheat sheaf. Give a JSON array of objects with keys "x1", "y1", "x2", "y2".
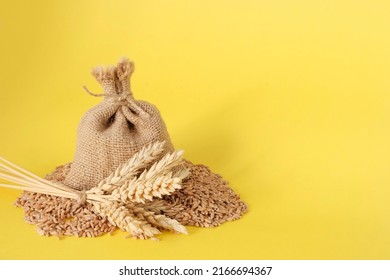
[{"x1": 0, "y1": 141, "x2": 190, "y2": 239}]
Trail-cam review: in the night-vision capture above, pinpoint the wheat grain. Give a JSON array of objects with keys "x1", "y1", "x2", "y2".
[
  {"x1": 15, "y1": 192, "x2": 116, "y2": 237},
  {"x1": 141, "y1": 160, "x2": 248, "y2": 227}
]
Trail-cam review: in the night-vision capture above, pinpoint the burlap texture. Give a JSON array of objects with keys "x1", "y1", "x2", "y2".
[{"x1": 64, "y1": 58, "x2": 174, "y2": 190}]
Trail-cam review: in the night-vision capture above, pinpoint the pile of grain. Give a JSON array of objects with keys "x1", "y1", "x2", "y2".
[
  {"x1": 15, "y1": 160, "x2": 248, "y2": 237},
  {"x1": 145, "y1": 160, "x2": 248, "y2": 227},
  {"x1": 15, "y1": 192, "x2": 116, "y2": 237},
  {"x1": 15, "y1": 164, "x2": 116, "y2": 237}
]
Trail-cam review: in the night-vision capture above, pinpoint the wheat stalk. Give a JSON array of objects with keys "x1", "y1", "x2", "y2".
[{"x1": 0, "y1": 157, "x2": 83, "y2": 200}]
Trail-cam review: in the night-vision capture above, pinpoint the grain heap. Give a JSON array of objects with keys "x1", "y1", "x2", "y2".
[
  {"x1": 1, "y1": 58, "x2": 247, "y2": 239},
  {"x1": 15, "y1": 159, "x2": 247, "y2": 236}
]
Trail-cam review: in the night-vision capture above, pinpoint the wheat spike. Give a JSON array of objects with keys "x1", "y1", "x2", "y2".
[
  {"x1": 114, "y1": 173, "x2": 181, "y2": 204},
  {"x1": 130, "y1": 206, "x2": 187, "y2": 234},
  {"x1": 154, "y1": 215, "x2": 188, "y2": 234},
  {"x1": 87, "y1": 141, "x2": 165, "y2": 195},
  {"x1": 113, "y1": 167, "x2": 190, "y2": 204},
  {"x1": 130, "y1": 207, "x2": 163, "y2": 228},
  {"x1": 110, "y1": 149, "x2": 189, "y2": 204},
  {"x1": 93, "y1": 201, "x2": 160, "y2": 239},
  {"x1": 141, "y1": 200, "x2": 168, "y2": 213},
  {"x1": 141, "y1": 200, "x2": 185, "y2": 216},
  {"x1": 137, "y1": 150, "x2": 184, "y2": 182}
]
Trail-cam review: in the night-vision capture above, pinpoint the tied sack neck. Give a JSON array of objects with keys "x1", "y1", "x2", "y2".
[{"x1": 83, "y1": 57, "x2": 149, "y2": 119}]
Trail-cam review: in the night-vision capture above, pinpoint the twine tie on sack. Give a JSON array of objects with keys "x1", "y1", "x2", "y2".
[
  {"x1": 83, "y1": 85, "x2": 137, "y2": 107},
  {"x1": 83, "y1": 80, "x2": 149, "y2": 118},
  {"x1": 81, "y1": 57, "x2": 149, "y2": 117}
]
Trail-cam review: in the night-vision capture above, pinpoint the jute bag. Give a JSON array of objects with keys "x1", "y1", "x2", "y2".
[{"x1": 64, "y1": 58, "x2": 174, "y2": 190}]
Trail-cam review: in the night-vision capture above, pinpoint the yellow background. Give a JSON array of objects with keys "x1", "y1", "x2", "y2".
[{"x1": 0, "y1": 0, "x2": 390, "y2": 259}]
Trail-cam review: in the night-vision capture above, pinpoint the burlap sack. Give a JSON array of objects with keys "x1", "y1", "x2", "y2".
[{"x1": 64, "y1": 58, "x2": 174, "y2": 190}]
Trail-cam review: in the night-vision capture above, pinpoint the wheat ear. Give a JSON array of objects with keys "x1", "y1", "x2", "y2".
[
  {"x1": 138, "y1": 150, "x2": 185, "y2": 181},
  {"x1": 130, "y1": 206, "x2": 188, "y2": 234},
  {"x1": 114, "y1": 171, "x2": 188, "y2": 204},
  {"x1": 111, "y1": 152, "x2": 190, "y2": 204},
  {"x1": 87, "y1": 141, "x2": 165, "y2": 195},
  {"x1": 92, "y1": 201, "x2": 160, "y2": 239}
]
